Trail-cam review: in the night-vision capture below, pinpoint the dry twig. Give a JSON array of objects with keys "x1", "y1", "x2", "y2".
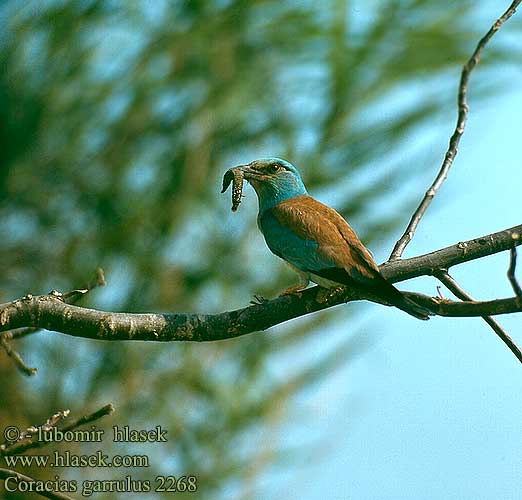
[
  {"x1": 389, "y1": 0, "x2": 522, "y2": 260},
  {"x1": 434, "y1": 269, "x2": 522, "y2": 364},
  {"x1": 0, "y1": 404, "x2": 112, "y2": 500},
  {"x1": 0, "y1": 332, "x2": 37, "y2": 376},
  {"x1": 508, "y1": 241, "x2": 522, "y2": 297},
  {"x1": 1, "y1": 404, "x2": 114, "y2": 456}
]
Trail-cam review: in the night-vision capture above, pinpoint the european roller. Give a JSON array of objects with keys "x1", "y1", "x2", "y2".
[{"x1": 227, "y1": 158, "x2": 430, "y2": 320}]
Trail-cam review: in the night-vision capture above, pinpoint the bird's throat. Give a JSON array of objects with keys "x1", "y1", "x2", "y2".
[{"x1": 250, "y1": 178, "x2": 307, "y2": 213}]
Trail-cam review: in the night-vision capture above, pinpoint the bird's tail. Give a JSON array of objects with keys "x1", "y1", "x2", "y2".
[
  {"x1": 390, "y1": 293, "x2": 432, "y2": 321},
  {"x1": 312, "y1": 266, "x2": 432, "y2": 320},
  {"x1": 366, "y1": 275, "x2": 432, "y2": 320}
]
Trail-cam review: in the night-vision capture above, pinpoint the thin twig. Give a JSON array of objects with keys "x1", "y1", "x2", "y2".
[
  {"x1": 434, "y1": 269, "x2": 522, "y2": 364},
  {"x1": 1, "y1": 404, "x2": 114, "y2": 456},
  {"x1": 0, "y1": 468, "x2": 74, "y2": 500},
  {"x1": 0, "y1": 332, "x2": 37, "y2": 376},
  {"x1": 389, "y1": 0, "x2": 522, "y2": 260},
  {"x1": 508, "y1": 242, "x2": 522, "y2": 297},
  {"x1": 59, "y1": 403, "x2": 114, "y2": 433},
  {"x1": 0, "y1": 409, "x2": 71, "y2": 451}
]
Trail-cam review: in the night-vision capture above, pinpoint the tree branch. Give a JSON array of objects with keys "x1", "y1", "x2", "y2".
[
  {"x1": 380, "y1": 224, "x2": 522, "y2": 282},
  {"x1": 389, "y1": 0, "x2": 522, "y2": 260},
  {"x1": 0, "y1": 226, "x2": 520, "y2": 343},
  {"x1": 0, "y1": 268, "x2": 105, "y2": 376}
]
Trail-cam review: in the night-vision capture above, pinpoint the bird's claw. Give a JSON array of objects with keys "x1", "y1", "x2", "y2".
[
  {"x1": 316, "y1": 286, "x2": 344, "y2": 303},
  {"x1": 250, "y1": 294, "x2": 269, "y2": 305},
  {"x1": 279, "y1": 283, "x2": 309, "y2": 296}
]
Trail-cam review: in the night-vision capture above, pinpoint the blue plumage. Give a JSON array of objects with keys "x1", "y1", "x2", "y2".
[{"x1": 258, "y1": 209, "x2": 324, "y2": 270}]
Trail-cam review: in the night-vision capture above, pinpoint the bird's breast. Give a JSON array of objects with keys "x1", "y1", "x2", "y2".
[{"x1": 258, "y1": 207, "x2": 325, "y2": 271}]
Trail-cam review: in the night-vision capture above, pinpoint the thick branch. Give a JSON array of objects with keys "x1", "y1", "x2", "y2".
[
  {"x1": 389, "y1": 0, "x2": 522, "y2": 259},
  {"x1": 380, "y1": 224, "x2": 522, "y2": 282},
  {"x1": 0, "y1": 226, "x2": 520, "y2": 343}
]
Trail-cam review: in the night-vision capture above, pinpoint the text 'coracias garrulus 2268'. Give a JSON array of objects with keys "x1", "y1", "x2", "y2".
[{"x1": 229, "y1": 158, "x2": 430, "y2": 320}]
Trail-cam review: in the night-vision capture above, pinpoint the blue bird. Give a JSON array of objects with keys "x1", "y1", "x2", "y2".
[{"x1": 230, "y1": 158, "x2": 430, "y2": 320}]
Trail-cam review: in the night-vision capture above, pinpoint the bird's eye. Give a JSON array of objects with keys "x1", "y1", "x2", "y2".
[{"x1": 269, "y1": 164, "x2": 282, "y2": 173}]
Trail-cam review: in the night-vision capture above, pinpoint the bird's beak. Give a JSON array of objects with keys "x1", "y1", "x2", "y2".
[{"x1": 232, "y1": 164, "x2": 262, "y2": 181}]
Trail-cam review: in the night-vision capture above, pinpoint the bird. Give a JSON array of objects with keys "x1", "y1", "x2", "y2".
[{"x1": 231, "y1": 157, "x2": 431, "y2": 320}]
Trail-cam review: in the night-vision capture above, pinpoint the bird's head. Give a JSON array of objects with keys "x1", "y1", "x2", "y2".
[{"x1": 234, "y1": 158, "x2": 307, "y2": 212}]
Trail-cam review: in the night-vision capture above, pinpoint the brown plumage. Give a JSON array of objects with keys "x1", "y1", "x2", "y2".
[{"x1": 269, "y1": 195, "x2": 430, "y2": 320}]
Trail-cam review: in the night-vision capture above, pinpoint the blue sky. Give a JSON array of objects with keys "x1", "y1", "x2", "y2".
[{"x1": 265, "y1": 25, "x2": 522, "y2": 500}]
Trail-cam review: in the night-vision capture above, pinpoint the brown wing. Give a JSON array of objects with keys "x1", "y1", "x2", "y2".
[
  {"x1": 272, "y1": 195, "x2": 381, "y2": 284},
  {"x1": 271, "y1": 195, "x2": 431, "y2": 320}
]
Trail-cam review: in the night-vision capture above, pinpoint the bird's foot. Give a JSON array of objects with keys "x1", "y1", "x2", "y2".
[
  {"x1": 250, "y1": 294, "x2": 269, "y2": 305},
  {"x1": 316, "y1": 286, "x2": 344, "y2": 303},
  {"x1": 279, "y1": 283, "x2": 308, "y2": 296}
]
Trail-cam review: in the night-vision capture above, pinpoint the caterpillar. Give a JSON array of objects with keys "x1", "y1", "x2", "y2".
[{"x1": 221, "y1": 168, "x2": 244, "y2": 212}]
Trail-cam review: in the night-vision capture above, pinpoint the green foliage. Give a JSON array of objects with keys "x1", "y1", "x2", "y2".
[{"x1": 0, "y1": 0, "x2": 516, "y2": 498}]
